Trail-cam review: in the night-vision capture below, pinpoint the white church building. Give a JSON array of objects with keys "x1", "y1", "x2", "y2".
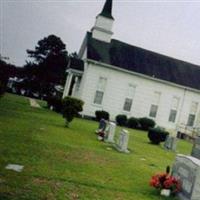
[{"x1": 63, "y1": 0, "x2": 200, "y2": 135}]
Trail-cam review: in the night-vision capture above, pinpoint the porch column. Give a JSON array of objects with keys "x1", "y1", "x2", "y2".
[
  {"x1": 62, "y1": 72, "x2": 73, "y2": 98},
  {"x1": 71, "y1": 76, "x2": 79, "y2": 97}
]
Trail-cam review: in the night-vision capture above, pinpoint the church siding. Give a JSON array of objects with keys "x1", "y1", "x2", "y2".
[{"x1": 79, "y1": 62, "x2": 200, "y2": 131}]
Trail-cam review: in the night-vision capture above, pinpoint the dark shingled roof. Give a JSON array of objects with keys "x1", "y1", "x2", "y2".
[
  {"x1": 68, "y1": 57, "x2": 84, "y2": 71},
  {"x1": 99, "y1": 0, "x2": 114, "y2": 20},
  {"x1": 86, "y1": 32, "x2": 200, "y2": 90}
]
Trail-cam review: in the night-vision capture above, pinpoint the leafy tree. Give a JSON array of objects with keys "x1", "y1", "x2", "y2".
[
  {"x1": 62, "y1": 96, "x2": 84, "y2": 127},
  {"x1": 0, "y1": 55, "x2": 18, "y2": 97},
  {"x1": 26, "y1": 35, "x2": 69, "y2": 95}
]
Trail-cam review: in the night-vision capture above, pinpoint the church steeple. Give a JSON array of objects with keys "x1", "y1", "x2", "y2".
[
  {"x1": 91, "y1": 0, "x2": 114, "y2": 43},
  {"x1": 99, "y1": 0, "x2": 114, "y2": 20}
]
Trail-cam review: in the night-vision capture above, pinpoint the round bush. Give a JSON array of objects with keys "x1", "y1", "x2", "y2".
[
  {"x1": 148, "y1": 127, "x2": 169, "y2": 144},
  {"x1": 95, "y1": 110, "x2": 109, "y2": 121},
  {"x1": 127, "y1": 117, "x2": 139, "y2": 129},
  {"x1": 139, "y1": 117, "x2": 155, "y2": 130},
  {"x1": 116, "y1": 114, "x2": 127, "y2": 126},
  {"x1": 62, "y1": 96, "x2": 84, "y2": 127}
]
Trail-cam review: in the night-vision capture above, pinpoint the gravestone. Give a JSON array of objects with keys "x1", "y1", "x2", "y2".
[
  {"x1": 172, "y1": 154, "x2": 200, "y2": 200},
  {"x1": 164, "y1": 136, "x2": 177, "y2": 151},
  {"x1": 115, "y1": 129, "x2": 129, "y2": 153},
  {"x1": 105, "y1": 122, "x2": 116, "y2": 143},
  {"x1": 191, "y1": 137, "x2": 200, "y2": 159}
]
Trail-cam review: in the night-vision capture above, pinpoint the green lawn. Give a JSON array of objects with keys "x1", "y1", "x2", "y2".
[{"x1": 0, "y1": 93, "x2": 192, "y2": 200}]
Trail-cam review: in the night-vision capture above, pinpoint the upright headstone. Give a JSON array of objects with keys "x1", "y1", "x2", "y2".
[
  {"x1": 191, "y1": 137, "x2": 200, "y2": 159},
  {"x1": 105, "y1": 122, "x2": 116, "y2": 143},
  {"x1": 172, "y1": 154, "x2": 200, "y2": 200},
  {"x1": 115, "y1": 129, "x2": 129, "y2": 153},
  {"x1": 164, "y1": 136, "x2": 177, "y2": 151}
]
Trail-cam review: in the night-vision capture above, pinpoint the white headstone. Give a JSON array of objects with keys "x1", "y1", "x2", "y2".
[
  {"x1": 172, "y1": 154, "x2": 200, "y2": 200},
  {"x1": 115, "y1": 129, "x2": 129, "y2": 153},
  {"x1": 191, "y1": 137, "x2": 200, "y2": 159},
  {"x1": 105, "y1": 122, "x2": 116, "y2": 143},
  {"x1": 164, "y1": 136, "x2": 177, "y2": 151}
]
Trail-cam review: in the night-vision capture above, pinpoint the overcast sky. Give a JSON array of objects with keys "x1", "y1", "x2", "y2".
[{"x1": 1, "y1": 0, "x2": 200, "y2": 67}]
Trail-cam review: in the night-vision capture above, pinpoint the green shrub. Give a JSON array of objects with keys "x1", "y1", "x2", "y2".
[
  {"x1": 62, "y1": 96, "x2": 84, "y2": 127},
  {"x1": 47, "y1": 96, "x2": 62, "y2": 112},
  {"x1": 95, "y1": 110, "x2": 109, "y2": 121},
  {"x1": 116, "y1": 114, "x2": 127, "y2": 126},
  {"x1": 148, "y1": 127, "x2": 169, "y2": 144},
  {"x1": 139, "y1": 117, "x2": 155, "y2": 130},
  {"x1": 127, "y1": 117, "x2": 139, "y2": 129}
]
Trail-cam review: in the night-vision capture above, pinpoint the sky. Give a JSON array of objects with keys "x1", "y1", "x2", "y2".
[{"x1": 1, "y1": 0, "x2": 200, "y2": 67}]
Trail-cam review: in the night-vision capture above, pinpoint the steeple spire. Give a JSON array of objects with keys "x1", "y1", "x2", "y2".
[
  {"x1": 91, "y1": 0, "x2": 114, "y2": 43},
  {"x1": 99, "y1": 0, "x2": 114, "y2": 20}
]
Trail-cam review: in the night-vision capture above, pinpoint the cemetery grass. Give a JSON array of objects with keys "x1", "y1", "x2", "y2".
[{"x1": 0, "y1": 93, "x2": 192, "y2": 200}]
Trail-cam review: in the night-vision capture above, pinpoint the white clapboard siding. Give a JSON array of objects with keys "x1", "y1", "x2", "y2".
[{"x1": 78, "y1": 61, "x2": 200, "y2": 131}]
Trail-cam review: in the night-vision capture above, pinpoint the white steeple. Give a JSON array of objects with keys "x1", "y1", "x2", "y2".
[{"x1": 91, "y1": 0, "x2": 114, "y2": 43}]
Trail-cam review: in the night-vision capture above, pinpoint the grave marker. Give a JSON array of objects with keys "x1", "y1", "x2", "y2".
[
  {"x1": 191, "y1": 137, "x2": 200, "y2": 159},
  {"x1": 115, "y1": 129, "x2": 130, "y2": 153},
  {"x1": 172, "y1": 154, "x2": 200, "y2": 200},
  {"x1": 164, "y1": 136, "x2": 177, "y2": 151},
  {"x1": 105, "y1": 122, "x2": 116, "y2": 143}
]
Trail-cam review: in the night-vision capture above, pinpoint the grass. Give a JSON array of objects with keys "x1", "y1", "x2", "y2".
[{"x1": 0, "y1": 93, "x2": 192, "y2": 200}]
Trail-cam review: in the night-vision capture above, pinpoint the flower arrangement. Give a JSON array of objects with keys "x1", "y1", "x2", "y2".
[{"x1": 150, "y1": 167, "x2": 181, "y2": 195}]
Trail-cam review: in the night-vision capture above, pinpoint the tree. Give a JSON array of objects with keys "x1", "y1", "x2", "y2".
[
  {"x1": 26, "y1": 35, "x2": 69, "y2": 95},
  {"x1": 62, "y1": 96, "x2": 84, "y2": 127},
  {"x1": 0, "y1": 55, "x2": 18, "y2": 97}
]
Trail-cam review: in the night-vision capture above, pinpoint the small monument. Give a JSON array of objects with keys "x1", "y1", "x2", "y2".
[
  {"x1": 115, "y1": 129, "x2": 130, "y2": 153},
  {"x1": 164, "y1": 136, "x2": 177, "y2": 151},
  {"x1": 172, "y1": 154, "x2": 200, "y2": 200},
  {"x1": 105, "y1": 122, "x2": 116, "y2": 143},
  {"x1": 191, "y1": 137, "x2": 200, "y2": 159}
]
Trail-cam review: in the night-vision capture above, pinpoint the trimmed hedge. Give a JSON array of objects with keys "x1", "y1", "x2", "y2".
[
  {"x1": 139, "y1": 117, "x2": 155, "y2": 130},
  {"x1": 148, "y1": 127, "x2": 169, "y2": 144},
  {"x1": 95, "y1": 110, "x2": 109, "y2": 121},
  {"x1": 116, "y1": 114, "x2": 127, "y2": 126},
  {"x1": 127, "y1": 117, "x2": 139, "y2": 129},
  {"x1": 62, "y1": 96, "x2": 84, "y2": 127}
]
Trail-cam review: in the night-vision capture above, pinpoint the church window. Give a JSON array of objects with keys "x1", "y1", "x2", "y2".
[
  {"x1": 168, "y1": 97, "x2": 179, "y2": 123},
  {"x1": 123, "y1": 98, "x2": 133, "y2": 112},
  {"x1": 93, "y1": 77, "x2": 107, "y2": 105},
  {"x1": 187, "y1": 102, "x2": 198, "y2": 126},
  {"x1": 123, "y1": 84, "x2": 136, "y2": 112},
  {"x1": 169, "y1": 109, "x2": 177, "y2": 122},
  {"x1": 149, "y1": 92, "x2": 161, "y2": 118},
  {"x1": 149, "y1": 105, "x2": 158, "y2": 118}
]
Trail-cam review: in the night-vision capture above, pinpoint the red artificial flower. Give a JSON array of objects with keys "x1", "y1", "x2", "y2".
[{"x1": 150, "y1": 172, "x2": 181, "y2": 194}]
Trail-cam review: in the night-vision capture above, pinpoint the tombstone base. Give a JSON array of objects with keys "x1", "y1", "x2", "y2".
[
  {"x1": 114, "y1": 144, "x2": 130, "y2": 153},
  {"x1": 177, "y1": 193, "x2": 189, "y2": 200},
  {"x1": 105, "y1": 139, "x2": 115, "y2": 143}
]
